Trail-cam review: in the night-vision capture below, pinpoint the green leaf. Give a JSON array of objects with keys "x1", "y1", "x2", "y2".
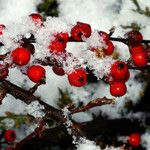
[{"x1": 57, "y1": 88, "x2": 72, "y2": 109}]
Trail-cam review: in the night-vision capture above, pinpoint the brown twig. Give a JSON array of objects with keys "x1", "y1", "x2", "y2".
[
  {"x1": 29, "y1": 82, "x2": 43, "y2": 94},
  {"x1": 70, "y1": 97, "x2": 115, "y2": 114},
  {"x1": 0, "y1": 80, "x2": 65, "y2": 123}
]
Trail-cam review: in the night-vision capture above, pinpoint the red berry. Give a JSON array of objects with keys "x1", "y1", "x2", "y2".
[
  {"x1": 129, "y1": 44, "x2": 144, "y2": 55},
  {"x1": 29, "y1": 13, "x2": 43, "y2": 26},
  {"x1": 48, "y1": 32, "x2": 69, "y2": 53},
  {"x1": 71, "y1": 22, "x2": 91, "y2": 41},
  {"x1": 110, "y1": 61, "x2": 130, "y2": 81},
  {"x1": 131, "y1": 51, "x2": 148, "y2": 67},
  {"x1": 98, "y1": 31, "x2": 109, "y2": 43},
  {"x1": 4, "y1": 130, "x2": 16, "y2": 142},
  {"x1": 124, "y1": 31, "x2": 143, "y2": 47},
  {"x1": 0, "y1": 64, "x2": 9, "y2": 80},
  {"x1": 128, "y1": 133, "x2": 141, "y2": 147},
  {"x1": 0, "y1": 24, "x2": 5, "y2": 35},
  {"x1": 52, "y1": 66, "x2": 65, "y2": 76},
  {"x1": 11, "y1": 47, "x2": 30, "y2": 66},
  {"x1": 49, "y1": 41, "x2": 66, "y2": 53},
  {"x1": 103, "y1": 40, "x2": 114, "y2": 55},
  {"x1": 110, "y1": 81, "x2": 127, "y2": 97},
  {"x1": 68, "y1": 68, "x2": 87, "y2": 87},
  {"x1": 27, "y1": 65, "x2": 45, "y2": 83},
  {"x1": 58, "y1": 32, "x2": 69, "y2": 43}
]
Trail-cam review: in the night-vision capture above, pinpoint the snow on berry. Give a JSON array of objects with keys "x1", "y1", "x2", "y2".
[
  {"x1": 103, "y1": 40, "x2": 114, "y2": 55},
  {"x1": 29, "y1": 13, "x2": 43, "y2": 26},
  {"x1": 0, "y1": 16, "x2": 38, "y2": 51},
  {"x1": 71, "y1": 22, "x2": 92, "y2": 41},
  {"x1": 86, "y1": 31, "x2": 107, "y2": 50},
  {"x1": 60, "y1": 52, "x2": 84, "y2": 74},
  {"x1": 81, "y1": 50, "x2": 115, "y2": 79},
  {"x1": 48, "y1": 32, "x2": 69, "y2": 53}
]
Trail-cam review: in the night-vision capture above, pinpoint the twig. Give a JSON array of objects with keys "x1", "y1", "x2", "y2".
[
  {"x1": 127, "y1": 61, "x2": 150, "y2": 70},
  {"x1": 29, "y1": 82, "x2": 43, "y2": 94},
  {"x1": 70, "y1": 97, "x2": 115, "y2": 114}
]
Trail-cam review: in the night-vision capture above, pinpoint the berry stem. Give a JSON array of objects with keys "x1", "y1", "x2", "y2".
[{"x1": 28, "y1": 82, "x2": 42, "y2": 94}]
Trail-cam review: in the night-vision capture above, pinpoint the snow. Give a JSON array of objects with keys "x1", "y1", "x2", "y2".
[
  {"x1": 81, "y1": 51, "x2": 115, "y2": 79},
  {"x1": 76, "y1": 138, "x2": 119, "y2": 150},
  {"x1": 86, "y1": 31, "x2": 107, "y2": 49},
  {"x1": 0, "y1": 0, "x2": 41, "y2": 24},
  {"x1": 0, "y1": 0, "x2": 146, "y2": 122},
  {"x1": 0, "y1": 0, "x2": 150, "y2": 149},
  {"x1": 25, "y1": 101, "x2": 45, "y2": 118},
  {"x1": 141, "y1": 132, "x2": 150, "y2": 150},
  {"x1": 1, "y1": 118, "x2": 15, "y2": 128}
]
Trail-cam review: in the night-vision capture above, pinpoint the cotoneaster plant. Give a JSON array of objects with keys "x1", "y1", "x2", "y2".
[{"x1": 0, "y1": 13, "x2": 150, "y2": 150}]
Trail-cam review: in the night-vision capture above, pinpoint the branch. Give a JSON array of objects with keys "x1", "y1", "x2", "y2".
[
  {"x1": 127, "y1": 61, "x2": 150, "y2": 70},
  {"x1": 0, "y1": 80, "x2": 65, "y2": 123},
  {"x1": 70, "y1": 97, "x2": 115, "y2": 114}
]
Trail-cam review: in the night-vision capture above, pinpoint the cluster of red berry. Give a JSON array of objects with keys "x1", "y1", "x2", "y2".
[
  {"x1": 109, "y1": 61, "x2": 129, "y2": 97},
  {"x1": 90, "y1": 31, "x2": 115, "y2": 55},
  {"x1": 125, "y1": 31, "x2": 149, "y2": 67},
  {"x1": 0, "y1": 13, "x2": 149, "y2": 97},
  {"x1": 0, "y1": 14, "x2": 90, "y2": 88}
]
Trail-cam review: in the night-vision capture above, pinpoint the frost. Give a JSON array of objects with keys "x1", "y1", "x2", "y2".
[
  {"x1": 86, "y1": 31, "x2": 107, "y2": 49},
  {"x1": 141, "y1": 132, "x2": 150, "y2": 150},
  {"x1": 76, "y1": 138, "x2": 100, "y2": 150},
  {"x1": 62, "y1": 53, "x2": 83, "y2": 74},
  {"x1": 76, "y1": 138, "x2": 119, "y2": 150},
  {"x1": 44, "y1": 17, "x2": 71, "y2": 34},
  {"x1": 25, "y1": 101, "x2": 45, "y2": 118},
  {"x1": 62, "y1": 107, "x2": 72, "y2": 135},
  {"x1": 81, "y1": 51, "x2": 115, "y2": 79}
]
